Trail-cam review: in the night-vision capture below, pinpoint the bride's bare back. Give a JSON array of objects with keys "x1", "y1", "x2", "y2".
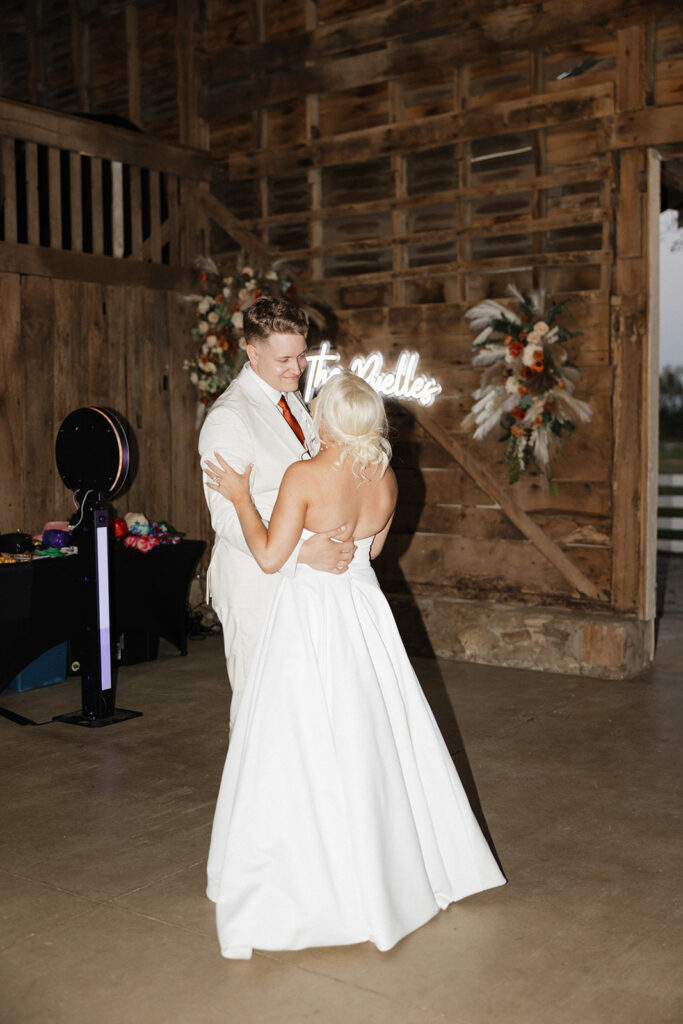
[{"x1": 298, "y1": 446, "x2": 398, "y2": 547}]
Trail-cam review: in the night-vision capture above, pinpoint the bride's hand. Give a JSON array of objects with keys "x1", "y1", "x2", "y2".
[{"x1": 205, "y1": 452, "x2": 253, "y2": 503}]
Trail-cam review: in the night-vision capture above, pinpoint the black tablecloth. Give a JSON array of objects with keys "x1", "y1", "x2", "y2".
[{"x1": 0, "y1": 540, "x2": 205, "y2": 695}]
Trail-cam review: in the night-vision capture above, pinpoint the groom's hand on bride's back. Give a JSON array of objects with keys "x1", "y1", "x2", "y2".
[{"x1": 298, "y1": 525, "x2": 356, "y2": 574}]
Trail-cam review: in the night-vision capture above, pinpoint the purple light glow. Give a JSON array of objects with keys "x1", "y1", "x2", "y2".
[{"x1": 96, "y1": 524, "x2": 112, "y2": 691}]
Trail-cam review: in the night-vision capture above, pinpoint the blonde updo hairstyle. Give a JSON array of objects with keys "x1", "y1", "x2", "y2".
[{"x1": 313, "y1": 371, "x2": 392, "y2": 479}]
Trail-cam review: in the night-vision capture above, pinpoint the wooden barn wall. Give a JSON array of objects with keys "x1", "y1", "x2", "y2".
[
  {"x1": 207, "y1": 2, "x2": 683, "y2": 616},
  {"x1": 0, "y1": 271, "x2": 203, "y2": 544},
  {"x1": 1, "y1": 1, "x2": 682, "y2": 617}
]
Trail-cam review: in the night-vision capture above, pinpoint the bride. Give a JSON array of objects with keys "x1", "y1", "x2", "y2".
[{"x1": 203, "y1": 370, "x2": 505, "y2": 960}]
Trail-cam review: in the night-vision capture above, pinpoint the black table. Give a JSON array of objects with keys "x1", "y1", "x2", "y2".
[{"x1": 0, "y1": 540, "x2": 205, "y2": 695}]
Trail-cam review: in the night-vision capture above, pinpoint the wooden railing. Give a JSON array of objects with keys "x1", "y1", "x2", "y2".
[
  {"x1": 658, "y1": 475, "x2": 683, "y2": 554},
  {"x1": 0, "y1": 97, "x2": 211, "y2": 290}
]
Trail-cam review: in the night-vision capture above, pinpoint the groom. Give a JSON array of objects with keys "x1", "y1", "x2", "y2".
[{"x1": 199, "y1": 296, "x2": 354, "y2": 726}]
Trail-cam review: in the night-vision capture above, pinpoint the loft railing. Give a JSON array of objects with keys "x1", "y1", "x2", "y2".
[{"x1": 0, "y1": 97, "x2": 211, "y2": 289}]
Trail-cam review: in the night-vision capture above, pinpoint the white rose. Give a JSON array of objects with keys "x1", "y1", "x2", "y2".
[
  {"x1": 223, "y1": 287, "x2": 230, "y2": 298},
  {"x1": 504, "y1": 375, "x2": 519, "y2": 393},
  {"x1": 534, "y1": 321, "x2": 549, "y2": 334},
  {"x1": 231, "y1": 311, "x2": 244, "y2": 329},
  {"x1": 198, "y1": 321, "x2": 209, "y2": 335},
  {"x1": 189, "y1": 371, "x2": 198, "y2": 385},
  {"x1": 206, "y1": 334, "x2": 217, "y2": 346},
  {"x1": 526, "y1": 331, "x2": 540, "y2": 344},
  {"x1": 238, "y1": 288, "x2": 249, "y2": 302},
  {"x1": 207, "y1": 311, "x2": 218, "y2": 324},
  {"x1": 242, "y1": 266, "x2": 254, "y2": 277},
  {"x1": 265, "y1": 270, "x2": 278, "y2": 280},
  {"x1": 197, "y1": 298, "x2": 210, "y2": 314},
  {"x1": 197, "y1": 379, "x2": 207, "y2": 392},
  {"x1": 522, "y1": 345, "x2": 543, "y2": 367},
  {"x1": 238, "y1": 336, "x2": 247, "y2": 350}
]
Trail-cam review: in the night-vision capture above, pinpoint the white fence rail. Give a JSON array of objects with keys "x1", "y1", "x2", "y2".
[{"x1": 658, "y1": 474, "x2": 683, "y2": 554}]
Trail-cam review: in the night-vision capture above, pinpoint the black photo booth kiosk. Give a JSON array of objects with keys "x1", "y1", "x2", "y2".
[{"x1": 53, "y1": 407, "x2": 141, "y2": 727}]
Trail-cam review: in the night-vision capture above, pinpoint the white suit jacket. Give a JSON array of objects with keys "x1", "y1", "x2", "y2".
[{"x1": 198, "y1": 363, "x2": 316, "y2": 615}]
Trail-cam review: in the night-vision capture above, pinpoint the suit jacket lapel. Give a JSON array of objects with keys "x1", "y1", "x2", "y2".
[{"x1": 239, "y1": 365, "x2": 310, "y2": 459}]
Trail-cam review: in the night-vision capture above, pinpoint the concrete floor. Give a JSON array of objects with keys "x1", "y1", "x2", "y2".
[{"x1": 1, "y1": 566, "x2": 682, "y2": 1024}]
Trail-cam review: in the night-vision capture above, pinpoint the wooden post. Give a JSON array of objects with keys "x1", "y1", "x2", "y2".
[
  {"x1": 130, "y1": 164, "x2": 142, "y2": 260},
  {"x1": 176, "y1": 0, "x2": 209, "y2": 265},
  {"x1": 90, "y1": 156, "x2": 103, "y2": 255},
  {"x1": 611, "y1": 23, "x2": 657, "y2": 632},
  {"x1": 48, "y1": 146, "x2": 62, "y2": 250},
  {"x1": 1, "y1": 140, "x2": 17, "y2": 242},
  {"x1": 25, "y1": 142, "x2": 39, "y2": 246},
  {"x1": 305, "y1": 0, "x2": 322, "y2": 287},
  {"x1": 69, "y1": 151, "x2": 82, "y2": 252},
  {"x1": 111, "y1": 160, "x2": 124, "y2": 258},
  {"x1": 125, "y1": 2, "x2": 142, "y2": 128},
  {"x1": 70, "y1": 0, "x2": 90, "y2": 112}
]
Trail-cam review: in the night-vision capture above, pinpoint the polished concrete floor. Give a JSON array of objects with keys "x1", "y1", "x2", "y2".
[{"x1": 1, "y1": 566, "x2": 682, "y2": 1024}]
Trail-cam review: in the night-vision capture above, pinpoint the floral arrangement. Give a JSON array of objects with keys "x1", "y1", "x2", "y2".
[
  {"x1": 462, "y1": 285, "x2": 592, "y2": 486},
  {"x1": 184, "y1": 256, "x2": 299, "y2": 407}
]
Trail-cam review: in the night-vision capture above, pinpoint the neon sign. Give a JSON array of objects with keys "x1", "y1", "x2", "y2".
[{"x1": 303, "y1": 341, "x2": 442, "y2": 407}]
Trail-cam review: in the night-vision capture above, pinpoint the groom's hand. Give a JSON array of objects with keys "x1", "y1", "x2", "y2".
[{"x1": 298, "y1": 525, "x2": 356, "y2": 574}]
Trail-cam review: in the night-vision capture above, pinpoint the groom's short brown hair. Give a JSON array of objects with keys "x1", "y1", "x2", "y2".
[{"x1": 243, "y1": 296, "x2": 308, "y2": 344}]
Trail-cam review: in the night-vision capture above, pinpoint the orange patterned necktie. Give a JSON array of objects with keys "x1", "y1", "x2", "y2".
[{"x1": 277, "y1": 396, "x2": 306, "y2": 446}]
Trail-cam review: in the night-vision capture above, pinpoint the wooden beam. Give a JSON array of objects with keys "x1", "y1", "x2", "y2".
[
  {"x1": 407, "y1": 407, "x2": 606, "y2": 601},
  {"x1": 230, "y1": 84, "x2": 614, "y2": 178},
  {"x1": 25, "y1": 0, "x2": 38, "y2": 105},
  {"x1": 269, "y1": 207, "x2": 608, "y2": 264},
  {"x1": 200, "y1": 190, "x2": 281, "y2": 272},
  {"x1": 176, "y1": 0, "x2": 209, "y2": 150},
  {"x1": 0, "y1": 97, "x2": 212, "y2": 180},
  {"x1": 308, "y1": 249, "x2": 612, "y2": 290},
  {"x1": 125, "y1": 2, "x2": 142, "y2": 128},
  {"x1": 242, "y1": 159, "x2": 610, "y2": 231},
  {"x1": 612, "y1": 105, "x2": 683, "y2": 150},
  {"x1": 70, "y1": 0, "x2": 90, "y2": 112},
  {"x1": 1, "y1": 139, "x2": 17, "y2": 242},
  {"x1": 0, "y1": 241, "x2": 195, "y2": 291},
  {"x1": 208, "y1": 0, "x2": 672, "y2": 80}
]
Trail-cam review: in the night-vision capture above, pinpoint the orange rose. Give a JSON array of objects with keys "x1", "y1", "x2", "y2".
[
  {"x1": 535, "y1": 415, "x2": 543, "y2": 426},
  {"x1": 511, "y1": 425, "x2": 525, "y2": 436},
  {"x1": 543, "y1": 402, "x2": 552, "y2": 413},
  {"x1": 198, "y1": 271, "x2": 207, "y2": 281},
  {"x1": 253, "y1": 289, "x2": 263, "y2": 299},
  {"x1": 509, "y1": 341, "x2": 524, "y2": 358},
  {"x1": 519, "y1": 331, "x2": 527, "y2": 340},
  {"x1": 512, "y1": 407, "x2": 526, "y2": 421},
  {"x1": 531, "y1": 360, "x2": 545, "y2": 373},
  {"x1": 518, "y1": 385, "x2": 528, "y2": 395},
  {"x1": 504, "y1": 335, "x2": 513, "y2": 346}
]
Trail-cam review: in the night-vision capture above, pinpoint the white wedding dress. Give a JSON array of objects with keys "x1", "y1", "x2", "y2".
[{"x1": 206, "y1": 532, "x2": 506, "y2": 959}]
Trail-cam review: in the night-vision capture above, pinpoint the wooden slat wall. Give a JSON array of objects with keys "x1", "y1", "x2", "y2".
[
  {"x1": 199, "y1": 2, "x2": 683, "y2": 614},
  {"x1": 1, "y1": 1, "x2": 682, "y2": 618},
  {"x1": 0, "y1": 273, "x2": 203, "y2": 544}
]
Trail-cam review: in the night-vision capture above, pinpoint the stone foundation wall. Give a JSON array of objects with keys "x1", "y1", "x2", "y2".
[{"x1": 388, "y1": 593, "x2": 655, "y2": 680}]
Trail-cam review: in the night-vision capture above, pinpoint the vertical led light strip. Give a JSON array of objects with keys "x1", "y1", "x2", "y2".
[{"x1": 95, "y1": 522, "x2": 112, "y2": 691}]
